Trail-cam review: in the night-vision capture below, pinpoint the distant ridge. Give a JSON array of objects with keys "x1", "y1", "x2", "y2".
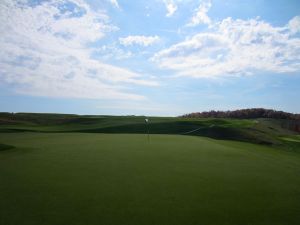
[{"x1": 181, "y1": 108, "x2": 300, "y2": 120}]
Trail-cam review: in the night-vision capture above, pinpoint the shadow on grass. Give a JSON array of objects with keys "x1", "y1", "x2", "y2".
[
  {"x1": 0, "y1": 143, "x2": 15, "y2": 151},
  {"x1": 0, "y1": 120, "x2": 280, "y2": 146},
  {"x1": 77, "y1": 122, "x2": 277, "y2": 145}
]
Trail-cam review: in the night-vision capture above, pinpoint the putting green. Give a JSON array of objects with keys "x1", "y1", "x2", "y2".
[{"x1": 0, "y1": 133, "x2": 300, "y2": 225}]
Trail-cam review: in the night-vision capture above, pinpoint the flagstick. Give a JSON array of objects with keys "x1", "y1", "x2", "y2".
[
  {"x1": 147, "y1": 123, "x2": 150, "y2": 142},
  {"x1": 145, "y1": 118, "x2": 150, "y2": 142}
]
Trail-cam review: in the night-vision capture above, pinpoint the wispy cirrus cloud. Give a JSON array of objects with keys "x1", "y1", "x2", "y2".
[
  {"x1": 153, "y1": 16, "x2": 300, "y2": 78},
  {"x1": 0, "y1": 0, "x2": 157, "y2": 101},
  {"x1": 119, "y1": 35, "x2": 160, "y2": 47}
]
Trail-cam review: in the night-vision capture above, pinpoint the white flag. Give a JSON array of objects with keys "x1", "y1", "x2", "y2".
[{"x1": 145, "y1": 118, "x2": 149, "y2": 123}]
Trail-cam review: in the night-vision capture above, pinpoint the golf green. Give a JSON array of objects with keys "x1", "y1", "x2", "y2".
[{"x1": 0, "y1": 133, "x2": 300, "y2": 225}]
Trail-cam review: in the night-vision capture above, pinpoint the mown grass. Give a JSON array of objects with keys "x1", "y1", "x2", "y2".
[{"x1": 0, "y1": 133, "x2": 300, "y2": 225}]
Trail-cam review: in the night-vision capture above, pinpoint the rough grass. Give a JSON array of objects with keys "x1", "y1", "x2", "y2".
[{"x1": 0, "y1": 133, "x2": 300, "y2": 225}]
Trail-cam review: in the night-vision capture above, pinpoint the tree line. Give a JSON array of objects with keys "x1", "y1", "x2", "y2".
[{"x1": 180, "y1": 108, "x2": 300, "y2": 120}]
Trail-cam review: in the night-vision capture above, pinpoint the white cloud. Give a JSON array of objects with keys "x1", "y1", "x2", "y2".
[
  {"x1": 153, "y1": 16, "x2": 300, "y2": 78},
  {"x1": 109, "y1": 0, "x2": 120, "y2": 9},
  {"x1": 119, "y1": 35, "x2": 160, "y2": 47},
  {"x1": 0, "y1": 0, "x2": 157, "y2": 100},
  {"x1": 163, "y1": 0, "x2": 178, "y2": 17},
  {"x1": 187, "y1": 0, "x2": 212, "y2": 26},
  {"x1": 97, "y1": 44, "x2": 133, "y2": 60},
  {"x1": 288, "y1": 16, "x2": 300, "y2": 34}
]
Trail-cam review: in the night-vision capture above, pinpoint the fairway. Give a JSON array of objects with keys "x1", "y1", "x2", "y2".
[{"x1": 1, "y1": 133, "x2": 300, "y2": 225}]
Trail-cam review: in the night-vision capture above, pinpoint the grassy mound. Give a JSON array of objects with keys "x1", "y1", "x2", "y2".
[{"x1": 0, "y1": 113, "x2": 299, "y2": 146}]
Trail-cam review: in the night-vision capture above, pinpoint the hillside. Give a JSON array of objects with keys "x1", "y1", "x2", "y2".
[{"x1": 0, "y1": 112, "x2": 299, "y2": 148}]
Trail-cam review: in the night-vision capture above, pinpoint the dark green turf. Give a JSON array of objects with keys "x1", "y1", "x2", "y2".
[
  {"x1": 0, "y1": 143, "x2": 14, "y2": 151},
  {"x1": 0, "y1": 133, "x2": 300, "y2": 225}
]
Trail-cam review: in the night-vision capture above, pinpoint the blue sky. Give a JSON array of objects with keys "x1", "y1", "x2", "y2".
[{"x1": 0, "y1": 0, "x2": 300, "y2": 116}]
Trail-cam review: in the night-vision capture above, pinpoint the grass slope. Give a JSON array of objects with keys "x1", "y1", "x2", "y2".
[
  {"x1": 1, "y1": 113, "x2": 299, "y2": 146},
  {"x1": 0, "y1": 133, "x2": 300, "y2": 225}
]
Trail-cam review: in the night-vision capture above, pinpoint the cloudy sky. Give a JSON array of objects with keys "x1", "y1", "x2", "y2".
[{"x1": 0, "y1": 0, "x2": 300, "y2": 116}]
